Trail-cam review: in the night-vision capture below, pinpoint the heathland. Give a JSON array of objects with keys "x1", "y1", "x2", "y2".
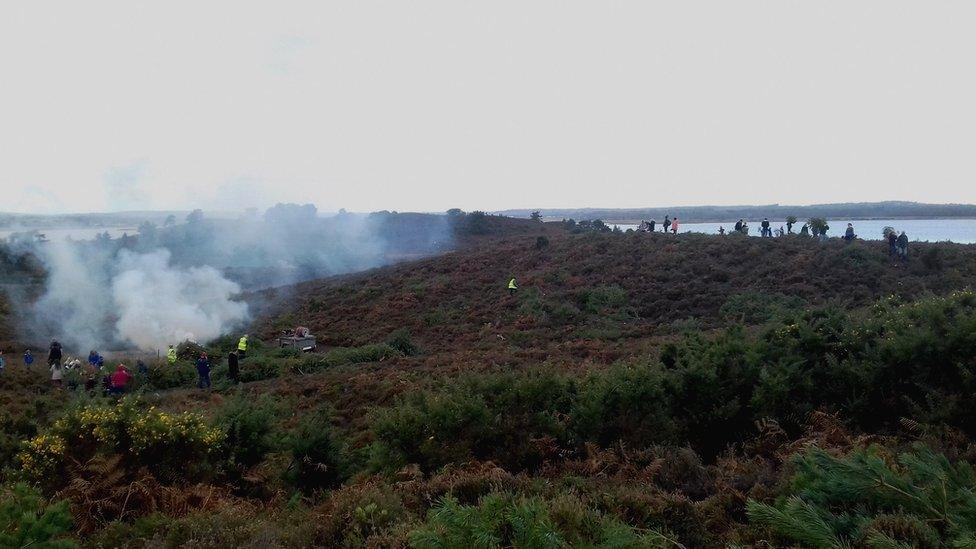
[{"x1": 3, "y1": 214, "x2": 976, "y2": 547}]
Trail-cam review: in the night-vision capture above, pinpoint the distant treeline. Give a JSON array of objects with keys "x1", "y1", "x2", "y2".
[{"x1": 498, "y1": 201, "x2": 976, "y2": 222}]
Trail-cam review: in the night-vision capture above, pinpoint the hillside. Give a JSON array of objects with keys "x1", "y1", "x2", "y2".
[
  {"x1": 4, "y1": 228, "x2": 976, "y2": 547},
  {"x1": 256, "y1": 228, "x2": 976, "y2": 367}
]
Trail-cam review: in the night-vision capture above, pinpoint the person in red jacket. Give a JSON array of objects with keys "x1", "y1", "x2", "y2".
[
  {"x1": 110, "y1": 363, "x2": 133, "y2": 395},
  {"x1": 671, "y1": 217, "x2": 680, "y2": 234}
]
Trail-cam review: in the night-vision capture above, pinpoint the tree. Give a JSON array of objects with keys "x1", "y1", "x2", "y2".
[
  {"x1": 163, "y1": 214, "x2": 176, "y2": 227},
  {"x1": 186, "y1": 209, "x2": 204, "y2": 225},
  {"x1": 786, "y1": 215, "x2": 798, "y2": 233},
  {"x1": 446, "y1": 208, "x2": 464, "y2": 217},
  {"x1": 808, "y1": 217, "x2": 829, "y2": 236},
  {"x1": 530, "y1": 211, "x2": 543, "y2": 222}
]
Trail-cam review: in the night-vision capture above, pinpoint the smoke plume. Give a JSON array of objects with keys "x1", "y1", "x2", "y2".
[{"x1": 111, "y1": 250, "x2": 248, "y2": 350}]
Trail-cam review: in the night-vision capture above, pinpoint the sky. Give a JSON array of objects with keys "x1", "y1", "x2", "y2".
[{"x1": 1, "y1": 2, "x2": 974, "y2": 215}]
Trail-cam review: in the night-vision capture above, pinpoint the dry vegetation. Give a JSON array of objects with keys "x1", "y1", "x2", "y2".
[{"x1": 3, "y1": 218, "x2": 976, "y2": 547}]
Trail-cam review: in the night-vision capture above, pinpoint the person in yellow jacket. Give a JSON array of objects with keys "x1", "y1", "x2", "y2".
[
  {"x1": 166, "y1": 345, "x2": 177, "y2": 365},
  {"x1": 507, "y1": 277, "x2": 518, "y2": 296},
  {"x1": 237, "y1": 334, "x2": 248, "y2": 359}
]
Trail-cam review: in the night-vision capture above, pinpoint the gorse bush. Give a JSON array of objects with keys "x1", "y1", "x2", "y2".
[
  {"x1": 748, "y1": 444, "x2": 976, "y2": 547},
  {"x1": 0, "y1": 483, "x2": 74, "y2": 548},
  {"x1": 19, "y1": 398, "x2": 223, "y2": 489}
]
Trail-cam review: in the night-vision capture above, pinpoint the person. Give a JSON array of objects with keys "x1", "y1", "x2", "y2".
[
  {"x1": 137, "y1": 359, "x2": 148, "y2": 375},
  {"x1": 776, "y1": 226, "x2": 785, "y2": 237},
  {"x1": 800, "y1": 223, "x2": 809, "y2": 236},
  {"x1": 0, "y1": 351, "x2": 5, "y2": 375},
  {"x1": 663, "y1": 216, "x2": 671, "y2": 233},
  {"x1": 887, "y1": 230, "x2": 898, "y2": 257},
  {"x1": 228, "y1": 350, "x2": 240, "y2": 384},
  {"x1": 844, "y1": 223, "x2": 856, "y2": 242},
  {"x1": 50, "y1": 361, "x2": 63, "y2": 387},
  {"x1": 718, "y1": 226, "x2": 725, "y2": 235},
  {"x1": 88, "y1": 350, "x2": 99, "y2": 368},
  {"x1": 237, "y1": 335, "x2": 248, "y2": 360},
  {"x1": 48, "y1": 340, "x2": 62, "y2": 367},
  {"x1": 167, "y1": 345, "x2": 177, "y2": 365},
  {"x1": 110, "y1": 364, "x2": 132, "y2": 395},
  {"x1": 761, "y1": 218, "x2": 771, "y2": 237},
  {"x1": 897, "y1": 231, "x2": 909, "y2": 261},
  {"x1": 507, "y1": 277, "x2": 518, "y2": 295},
  {"x1": 671, "y1": 217, "x2": 679, "y2": 234},
  {"x1": 734, "y1": 219, "x2": 743, "y2": 233},
  {"x1": 196, "y1": 353, "x2": 211, "y2": 389},
  {"x1": 23, "y1": 349, "x2": 33, "y2": 367},
  {"x1": 648, "y1": 219, "x2": 656, "y2": 232}
]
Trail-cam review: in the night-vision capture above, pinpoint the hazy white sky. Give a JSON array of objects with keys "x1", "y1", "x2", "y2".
[{"x1": 2, "y1": 2, "x2": 973, "y2": 214}]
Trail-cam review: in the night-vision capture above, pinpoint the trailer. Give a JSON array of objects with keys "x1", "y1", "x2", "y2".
[{"x1": 277, "y1": 326, "x2": 317, "y2": 352}]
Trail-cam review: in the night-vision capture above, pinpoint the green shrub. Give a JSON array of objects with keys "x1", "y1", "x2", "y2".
[
  {"x1": 145, "y1": 362, "x2": 196, "y2": 390},
  {"x1": 216, "y1": 395, "x2": 276, "y2": 471},
  {"x1": 387, "y1": 329, "x2": 421, "y2": 357},
  {"x1": 0, "y1": 483, "x2": 74, "y2": 548},
  {"x1": 580, "y1": 285, "x2": 629, "y2": 315},
  {"x1": 320, "y1": 344, "x2": 402, "y2": 370},
  {"x1": 720, "y1": 292, "x2": 806, "y2": 324},
  {"x1": 238, "y1": 355, "x2": 285, "y2": 383},
  {"x1": 408, "y1": 493, "x2": 663, "y2": 549},
  {"x1": 286, "y1": 415, "x2": 346, "y2": 493}
]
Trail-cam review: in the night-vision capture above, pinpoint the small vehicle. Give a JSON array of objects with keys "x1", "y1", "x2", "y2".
[{"x1": 277, "y1": 326, "x2": 317, "y2": 352}]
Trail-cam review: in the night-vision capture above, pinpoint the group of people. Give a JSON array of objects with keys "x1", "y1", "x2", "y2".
[
  {"x1": 887, "y1": 230, "x2": 911, "y2": 261},
  {"x1": 637, "y1": 215, "x2": 680, "y2": 234},
  {"x1": 169, "y1": 333, "x2": 248, "y2": 390},
  {"x1": 4, "y1": 333, "x2": 251, "y2": 394}
]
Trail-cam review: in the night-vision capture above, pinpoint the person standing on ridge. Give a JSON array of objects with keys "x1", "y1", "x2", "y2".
[
  {"x1": 508, "y1": 277, "x2": 518, "y2": 295},
  {"x1": 228, "y1": 350, "x2": 240, "y2": 384},
  {"x1": 671, "y1": 217, "x2": 679, "y2": 234},
  {"x1": 649, "y1": 219, "x2": 656, "y2": 232},
  {"x1": 663, "y1": 216, "x2": 671, "y2": 233},
  {"x1": 897, "y1": 231, "x2": 909, "y2": 262},
  {"x1": 167, "y1": 345, "x2": 177, "y2": 364},
  {"x1": 887, "y1": 230, "x2": 898, "y2": 257},
  {"x1": 734, "y1": 219, "x2": 743, "y2": 233},
  {"x1": 761, "y1": 218, "x2": 771, "y2": 237},
  {"x1": 196, "y1": 352, "x2": 212, "y2": 389},
  {"x1": 237, "y1": 335, "x2": 248, "y2": 360},
  {"x1": 48, "y1": 340, "x2": 62, "y2": 368},
  {"x1": 50, "y1": 361, "x2": 63, "y2": 387}
]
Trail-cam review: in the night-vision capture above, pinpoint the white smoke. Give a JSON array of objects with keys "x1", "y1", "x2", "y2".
[
  {"x1": 111, "y1": 249, "x2": 249, "y2": 350},
  {"x1": 30, "y1": 243, "x2": 249, "y2": 352}
]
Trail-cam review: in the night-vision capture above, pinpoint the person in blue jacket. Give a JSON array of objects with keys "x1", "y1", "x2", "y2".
[
  {"x1": 196, "y1": 353, "x2": 211, "y2": 389},
  {"x1": 23, "y1": 349, "x2": 34, "y2": 366}
]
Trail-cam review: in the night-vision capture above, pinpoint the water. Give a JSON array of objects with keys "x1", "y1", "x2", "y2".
[{"x1": 611, "y1": 219, "x2": 976, "y2": 244}]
